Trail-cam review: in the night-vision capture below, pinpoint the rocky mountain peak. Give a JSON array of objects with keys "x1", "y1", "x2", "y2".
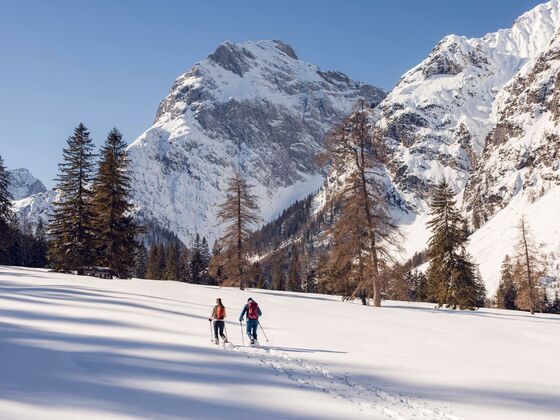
[
  {"x1": 207, "y1": 40, "x2": 299, "y2": 77},
  {"x1": 207, "y1": 40, "x2": 257, "y2": 76},
  {"x1": 7, "y1": 168, "x2": 47, "y2": 200},
  {"x1": 127, "y1": 39, "x2": 386, "y2": 243},
  {"x1": 368, "y1": 0, "x2": 560, "y2": 212}
]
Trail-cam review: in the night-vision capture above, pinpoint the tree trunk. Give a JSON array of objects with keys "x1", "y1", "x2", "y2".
[
  {"x1": 521, "y1": 219, "x2": 534, "y2": 315},
  {"x1": 356, "y1": 139, "x2": 381, "y2": 307},
  {"x1": 237, "y1": 180, "x2": 244, "y2": 290}
]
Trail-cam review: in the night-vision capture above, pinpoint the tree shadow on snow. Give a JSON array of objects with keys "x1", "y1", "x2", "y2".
[{"x1": 0, "y1": 316, "x2": 326, "y2": 419}]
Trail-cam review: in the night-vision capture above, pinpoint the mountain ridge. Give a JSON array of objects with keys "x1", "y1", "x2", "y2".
[{"x1": 126, "y1": 39, "x2": 386, "y2": 243}]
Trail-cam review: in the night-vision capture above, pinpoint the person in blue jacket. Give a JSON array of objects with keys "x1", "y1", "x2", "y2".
[{"x1": 239, "y1": 297, "x2": 262, "y2": 344}]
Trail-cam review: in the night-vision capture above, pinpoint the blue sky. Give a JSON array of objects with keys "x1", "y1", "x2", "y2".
[{"x1": 0, "y1": 0, "x2": 544, "y2": 188}]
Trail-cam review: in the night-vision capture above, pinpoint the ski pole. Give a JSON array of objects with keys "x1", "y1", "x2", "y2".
[
  {"x1": 209, "y1": 319, "x2": 214, "y2": 343},
  {"x1": 240, "y1": 321, "x2": 245, "y2": 346},
  {"x1": 257, "y1": 320, "x2": 270, "y2": 345},
  {"x1": 223, "y1": 322, "x2": 228, "y2": 343}
]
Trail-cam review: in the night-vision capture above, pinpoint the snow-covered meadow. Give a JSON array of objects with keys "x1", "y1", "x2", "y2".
[{"x1": 0, "y1": 266, "x2": 559, "y2": 420}]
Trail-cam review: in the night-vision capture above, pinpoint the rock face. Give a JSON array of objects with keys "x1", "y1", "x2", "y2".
[
  {"x1": 464, "y1": 27, "x2": 560, "y2": 218},
  {"x1": 368, "y1": 0, "x2": 560, "y2": 211},
  {"x1": 7, "y1": 168, "x2": 47, "y2": 200},
  {"x1": 127, "y1": 40, "x2": 385, "y2": 243},
  {"x1": 11, "y1": 190, "x2": 56, "y2": 226}
]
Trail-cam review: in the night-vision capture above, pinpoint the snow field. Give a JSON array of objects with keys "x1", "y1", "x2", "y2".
[{"x1": 0, "y1": 266, "x2": 559, "y2": 419}]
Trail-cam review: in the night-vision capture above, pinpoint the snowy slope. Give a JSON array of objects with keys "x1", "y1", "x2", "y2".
[
  {"x1": 126, "y1": 40, "x2": 385, "y2": 244},
  {"x1": 464, "y1": 26, "x2": 560, "y2": 216},
  {"x1": 468, "y1": 185, "x2": 560, "y2": 294},
  {"x1": 1, "y1": 266, "x2": 559, "y2": 420},
  {"x1": 398, "y1": 187, "x2": 560, "y2": 296},
  {"x1": 11, "y1": 190, "x2": 57, "y2": 227},
  {"x1": 7, "y1": 168, "x2": 46, "y2": 200}
]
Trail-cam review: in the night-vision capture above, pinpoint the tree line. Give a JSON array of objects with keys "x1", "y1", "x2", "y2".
[
  {"x1": 495, "y1": 217, "x2": 560, "y2": 314},
  {"x1": 1, "y1": 117, "x2": 556, "y2": 314},
  {"x1": 135, "y1": 233, "x2": 211, "y2": 284}
]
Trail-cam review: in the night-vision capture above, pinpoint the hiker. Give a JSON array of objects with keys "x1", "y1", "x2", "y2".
[
  {"x1": 239, "y1": 297, "x2": 262, "y2": 344},
  {"x1": 209, "y1": 298, "x2": 228, "y2": 344}
]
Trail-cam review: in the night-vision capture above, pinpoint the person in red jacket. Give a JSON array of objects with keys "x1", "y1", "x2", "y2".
[{"x1": 209, "y1": 298, "x2": 228, "y2": 344}]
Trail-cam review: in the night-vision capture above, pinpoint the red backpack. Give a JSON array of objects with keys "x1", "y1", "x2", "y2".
[
  {"x1": 216, "y1": 305, "x2": 226, "y2": 320},
  {"x1": 247, "y1": 301, "x2": 259, "y2": 320}
]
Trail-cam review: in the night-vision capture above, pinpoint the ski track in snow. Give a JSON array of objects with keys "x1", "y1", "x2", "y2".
[{"x1": 226, "y1": 343, "x2": 461, "y2": 420}]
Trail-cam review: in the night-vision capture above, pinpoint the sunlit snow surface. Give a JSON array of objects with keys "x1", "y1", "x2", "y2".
[{"x1": 0, "y1": 266, "x2": 559, "y2": 420}]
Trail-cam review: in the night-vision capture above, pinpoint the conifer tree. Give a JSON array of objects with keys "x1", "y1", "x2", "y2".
[
  {"x1": 0, "y1": 155, "x2": 15, "y2": 264},
  {"x1": 146, "y1": 242, "x2": 165, "y2": 280},
  {"x1": 208, "y1": 240, "x2": 225, "y2": 285},
  {"x1": 253, "y1": 261, "x2": 265, "y2": 289},
  {"x1": 548, "y1": 291, "x2": 560, "y2": 314},
  {"x1": 178, "y1": 245, "x2": 191, "y2": 282},
  {"x1": 190, "y1": 233, "x2": 209, "y2": 284},
  {"x1": 412, "y1": 270, "x2": 429, "y2": 302},
  {"x1": 156, "y1": 243, "x2": 166, "y2": 280},
  {"x1": 426, "y1": 180, "x2": 483, "y2": 310},
  {"x1": 146, "y1": 243, "x2": 158, "y2": 279},
  {"x1": 513, "y1": 217, "x2": 543, "y2": 314},
  {"x1": 135, "y1": 244, "x2": 148, "y2": 279},
  {"x1": 474, "y1": 268, "x2": 487, "y2": 307},
  {"x1": 322, "y1": 104, "x2": 401, "y2": 306},
  {"x1": 31, "y1": 219, "x2": 48, "y2": 268},
  {"x1": 385, "y1": 264, "x2": 414, "y2": 301},
  {"x1": 16, "y1": 217, "x2": 34, "y2": 267},
  {"x1": 91, "y1": 128, "x2": 139, "y2": 278},
  {"x1": 216, "y1": 172, "x2": 261, "y2": 290},
  {"x1": 324, "y1": 218, "x2": 370, "y2": 304},
  {"x1": 270, "y1": 253, "x2": 285, "y2": 290},
  {"x1": 496, "y1": 255, "x2": 517, "y2": 309},
  {"x1": 303, "y1": 269, "x2": 317, "y2": 293},
  {"x1": 164, "y1": 241, "x2": 180, "y2": 280},
  {"x1": 48, "y1": 124, "x2": 96, "y2": 274},
  {"x1": 286, "y1": 244, "x2": 302, "y2": 292},
  {"x1": 200, "y1": 236, "x2": 210, "y2": 267}
]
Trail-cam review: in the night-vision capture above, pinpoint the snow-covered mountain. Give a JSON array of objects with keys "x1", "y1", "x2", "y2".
[
  {"x1": 373, "y1": 2, "x2": 560, "y2": 291},
  {"x1": 126, "y1": 40, "x2": 385, "y2": 244},
  {"x1": 8, "y1": 168, "x2": 52, "y2": 226},
  {"x1": 464, "y1": 26, "x2": 560, "y2": 218},
  {"x1": 10, "y1": 41, "x2": 384, "y2": 240},
  {"x1": 264, "y1": 0, "x2": 560, "y2": 296},
  {"x1": 371, "y1": 0, "x2": 560, "y2": 210},
  {"x1": 7, "y1": 168, "x2": 46, "y2": 200}
]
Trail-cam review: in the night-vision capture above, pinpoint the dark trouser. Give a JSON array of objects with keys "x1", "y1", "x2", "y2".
[
  {"x1": 213, "y1": 320, "x2": 225, "y2": 341},
  {"x1": 246, "y1": 319, "x2": 258, "y2": 340}
]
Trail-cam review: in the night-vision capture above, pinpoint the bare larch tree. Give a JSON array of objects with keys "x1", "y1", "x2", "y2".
[
  {"x1": 216, "y1": 172, "x2": 261, "y2": 290},
  {"x1": 322, "y1": 103, "x2": 402, "y2": 307}
]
